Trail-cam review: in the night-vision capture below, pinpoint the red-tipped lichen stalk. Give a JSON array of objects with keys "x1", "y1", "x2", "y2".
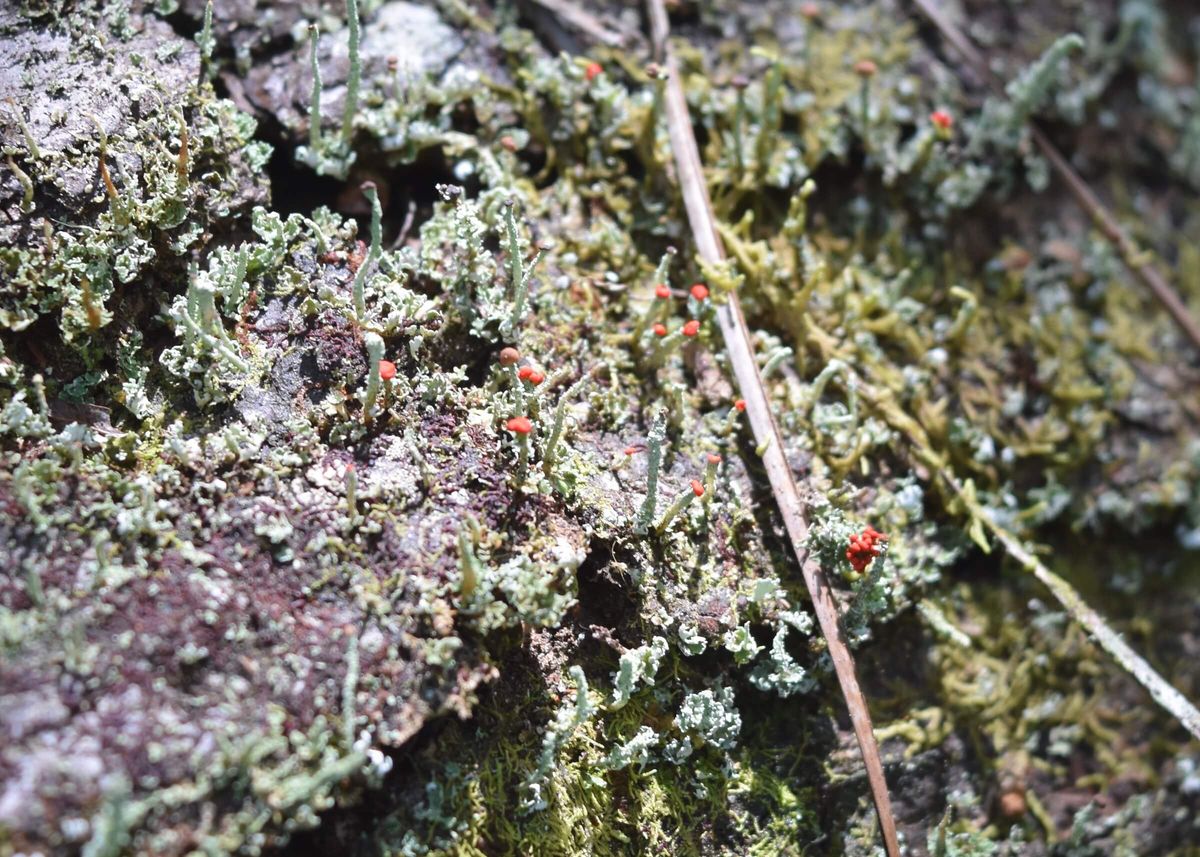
[
  {"x1": 854, "y1": 59, "x2": 877, "y2": 138},
  {"x1": 487, "y1": 345, "x2": 520, "y2": 396},
  {"x1": 506, "y1": 415, "x2": 534, "y2": 485},
  {"x1": 656, "y1": 479, "x2": 705, "y2": 533},
  {"x1": 649, "y1": 318, "x2": 702, "y2": 367},
  {"x1": 613, "y1": 442, "x2": 643, "y2": 471},
  {"x1": 721, "y1": 398, "x2": 747, "y2": 436},
  {"x1": 518, "y1": 364, "x2": 546, "y2": 420},
  {"x1": 930, "y1": 109, "x2": 953, "y2": 140},
  {"x1": 845, "y1": 526, "x2": 887, "y2": 580},
  {"x1": 633, "y1": 248, "x2": 677, "y2": 344},
  {"x1": 379, "y1": 358, "x2": 396, "y2": 410},
  {"x1": 899, "y1": 111, "x2": 955, "y2": 177}
]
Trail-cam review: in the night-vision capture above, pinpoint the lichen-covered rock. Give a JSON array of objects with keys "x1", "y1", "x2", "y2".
[
  {"x1": 242, "y1": 1, "x2": 464, "y2": 135},
  {"x1": 0, "y1": 3, "x2": 269, "y2": 347}
]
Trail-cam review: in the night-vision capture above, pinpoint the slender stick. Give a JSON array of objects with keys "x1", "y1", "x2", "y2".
[
  {"x1": 526, "y1": 0, "x2": 626, "y2": 47},
  {"x1": 907, "y1": 0, "x2": 1200, "y2": 353},
  {"x1": 644, "y1": 3, "x2": 901, "y2": 853},
  {"x1": 939, "y1": 469, "x2": 1200, "y2": 741}
]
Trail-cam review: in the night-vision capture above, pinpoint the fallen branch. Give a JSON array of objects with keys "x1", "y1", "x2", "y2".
[
  {"x1": 908, "y1": 0, "x2": 1200, "y2": 353},
  {"x1": 644, "y1": 2, "x2": 901, "y2": 853},
  {"x1": 524, "y1": 0, "x2": 628, "y2": 49}
]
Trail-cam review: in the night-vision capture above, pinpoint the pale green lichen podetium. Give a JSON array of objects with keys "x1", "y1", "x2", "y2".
[
  {"x1": 633, "y1": 247, "x2": 675, "y2": 345},
  {"x1": 341, "y1": 0, "x2": 362, "y2": 145},
  {"x1": 6, "y1": 155, "x2": 33, "y2": 213},
  {"x1": 353, "y1": 181, "x2": 381, "y2": 322},
  {"x1": 180, "y1": 274, "x2": 249, "y2": 372},
  {"x1": 457, "y1": 515, "x2": 484, "y2": 602},
  {"x1": 196, "y1": 0, "x2": 214, "y2": 82},
  {"x1": 702, "y1": 453, "x2": 720, "y2": 504},
  {"x1": 6, "y1": 98, "x2": 41, "y2": 160},
  {"x1": 656, "y1": 479, "x2": 702, "y2": 533},
  {"x1": 542, "y1": 372, "x2": 589, "y2": 476},
  {"x1": 92, "y1": 116, "x2": 127, "y2": 226},
  {"x1": 295, "y1": 0, "x2": 360, "y2": 176},
  {"x1": 647, "y1": 320, "x2": 694, "y2": 369},
  {"x1": 752, "y1": 50, "x2": 783, "y2": 177},
  {"x1": 504, "y1": 199, "x2": 522, "y2": 306},
  {"x1": 344, "y1": 462, "x2": 358, "y2": 522},
  {"x1": 525, "y1": 373, "x2": 543, "y2": 423},
  {"x1": 760, "y1": 345, "x2": 794, "y2": 379},
  {"x1": 731, "y1": 75, "x2": 749, "y2": 177},
  {"x1": 501, "y1": 198, "x2": 548, "y2": 338},
  {"x1": 635, "y1": 412, "x2": 667, "y2": 534},
  {"x1": 720, "y1": 401, "x2": 744, "y2": 437},
  {"x1": 31, "y1": 373, "x2": 49, "y2": 425},
  {"x1": 808, "y1": 357, "x2": 853, "y2": 414},
  {"x1": 196, "y1": 283, "x2": 237, "y2": 353},
  {"x1": 522, "y1": 666, "x2": 595, "y2": 813},
  {"x1": 514, "y1": 424, "x2": 532, "y2": 486},
  {"x1": 854, "y1": 58, "x2": 877, "y2": 140},
  {"x1": 307, "y1": 25, "x2": 322, "y2": 152},
  {"x1": 1004, "y1": 33, "x2": 1084, "y2": 128},
  {"x1": 647, "y1": 62, "x2": 668, "y2": 140},
  {"x1": 508, "y1": 364, "x2": 526, "y2": 415},
  {"x1": 361, "y1": 332, "x2": 384, "y2": 418}
]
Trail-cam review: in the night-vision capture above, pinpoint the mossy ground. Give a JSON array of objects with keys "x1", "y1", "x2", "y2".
[{"x1": 1, "y1": 0, "x2": 1198, "y2": 855}]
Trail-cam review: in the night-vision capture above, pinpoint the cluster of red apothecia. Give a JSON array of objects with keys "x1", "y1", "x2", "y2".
[{"x1": 846, "y1": 526, "x2": 887, "y2": 573}]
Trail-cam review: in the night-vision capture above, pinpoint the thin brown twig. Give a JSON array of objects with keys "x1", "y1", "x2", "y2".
[
  {"x1": 525, "y1": 0, "x2": 629, "y2": 49},
  {"x1": 392, "y1": 198, "x2": 417, "y2": 249},
  {"x1": 982, "y1": 508, "x2": 1200, "y2": 741},
  {"x1": 644, "y1": 2, "x2": 901, "y2": 854},
  {"x1": 908, "y1": 0, "x2": 1200, "y2": 353}
]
